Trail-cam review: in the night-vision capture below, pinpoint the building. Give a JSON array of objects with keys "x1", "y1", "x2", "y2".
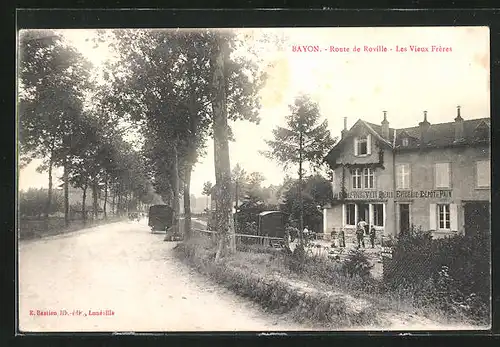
[{"x1": 323, "y1": 106, "x2": 490, "y2": 243}]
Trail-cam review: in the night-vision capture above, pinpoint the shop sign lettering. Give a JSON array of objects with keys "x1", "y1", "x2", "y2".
[{"x1": 334, "y1": 190, "x2": 452, "y2": 200}]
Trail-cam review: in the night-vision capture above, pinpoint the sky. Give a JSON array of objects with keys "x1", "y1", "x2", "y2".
[{"x1": 18, "y1": 27, "x2": 490, "y2": 197}]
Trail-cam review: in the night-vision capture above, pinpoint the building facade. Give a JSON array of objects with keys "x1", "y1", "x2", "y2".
[{"x1": 323, "y1": 107, "x2": 490, "y2": 243}]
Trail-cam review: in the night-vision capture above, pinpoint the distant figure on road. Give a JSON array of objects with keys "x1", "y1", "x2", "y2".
[{"x1": 356, "y1": 220, "x2": 367, "y2": 248}]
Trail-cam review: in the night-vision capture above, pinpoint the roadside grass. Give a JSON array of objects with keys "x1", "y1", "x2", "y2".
[
  {"x1": 174, "y1": 234, "x2": 382, "y2": 328},
  {"x1": 175, "y1": 232, "x2": 486, "y2": 329},
  {"x1": 18, "y1": 216, "x2": 128, "y2": 241}
]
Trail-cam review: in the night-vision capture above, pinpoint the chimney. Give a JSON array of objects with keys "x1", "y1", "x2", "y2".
[
  {"x1": 454, "y1": 105, "x2": 464, "y2": 141},
  {"x1": 341, "y1": 117, "x2": 348, "y2": 139},
  {"x1": 419, "y1": 110, "x2": 430, "y2": 144},
  {"x1": 381, "y1": 111, "x2": 389, "y2": 139}
]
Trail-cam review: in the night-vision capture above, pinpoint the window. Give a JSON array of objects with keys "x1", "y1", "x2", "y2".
[
  {"x1": 396, "y1": 164, "x2": 411, "y2": 189},
  {"x1": 363, "y1": 168, "x2": 374, "y2": 189},
  {"x1": 476, "y1": 160, "x2": 490, "y2": 188},
  {"x1": 352, "y1": 169, "x2": 362, "y2": 189},
  {"x1": 346, "y1": 204, "x2": 356, "y2": 225},
  {"x1": 435, "y1": 162, "x2": 451, "y2": 188},
  {"x1": 358, "y1": 136, "x2": 368, "y2": 155},
  {"x1": 438, "y1": 204, "x2": 451, "y2": 230},
  {"x1": 430, "y1": 203, "x2": 458, "y2": 231},
  {"x1": 373, "y1": 204, "x2": 384, "y2": 227},
  {"x1": 402, "y1": 138, "x2": 409, "y2": 147}
]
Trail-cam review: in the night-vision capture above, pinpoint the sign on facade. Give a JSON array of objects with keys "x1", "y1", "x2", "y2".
[{"x1": 334, "y1": 190, "x2": 452, "y2": 200}]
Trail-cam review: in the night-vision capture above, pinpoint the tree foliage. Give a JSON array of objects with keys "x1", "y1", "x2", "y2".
[
  {"x1": 262, "y1": 94, "x2": 336, "y2": 235},
  {"x1": 262, "y1": 94, "x2": 337, "y2": 172},
  {"x1": 280, "y1": 175, "x2": 333, "y2": 233}
]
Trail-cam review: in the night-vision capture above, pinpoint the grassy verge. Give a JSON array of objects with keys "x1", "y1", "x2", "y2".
[
  {"x1": 174, "y1": 234, "x2": 383, "y2": 329},
  {"x1": 175, "y1": 231, "x2": 485, "y2": 329},
  {"x1": 18, "y1": 216, "x2": 128, "y2": 241}
]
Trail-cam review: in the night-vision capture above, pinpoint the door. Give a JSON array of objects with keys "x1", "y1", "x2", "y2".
[
  {"x1": 399, "y1": 204, "x2": 410, "y2": 235},
  {"x1": 358, "y1": 203, "x2": 369, "y2": 234},
  {"x1": 464, "y1": 202, "x2": 490, "y2": 236}
]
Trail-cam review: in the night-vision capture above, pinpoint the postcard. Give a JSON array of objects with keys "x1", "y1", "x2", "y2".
[{"x1": 17, "y1": 25, "x2": 491, "y2": 332}]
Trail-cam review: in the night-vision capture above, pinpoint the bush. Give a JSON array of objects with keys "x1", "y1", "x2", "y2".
[
  {"x1": 383, "y1": 225, "x2": 490, "y2": 323},
  {"x1": 285, "y1": 243, "x2": 307, "y2": 273},
  {"x1": 341, "y1": 249, "x2": 374, "y2": 281}
]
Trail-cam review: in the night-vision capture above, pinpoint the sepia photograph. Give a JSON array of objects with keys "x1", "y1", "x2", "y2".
[{"x1": 17, "y1": 25, "x2": 491, "y2": 332}]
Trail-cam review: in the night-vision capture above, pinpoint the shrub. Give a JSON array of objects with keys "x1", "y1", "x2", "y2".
[
  {"x1": 383, "y1": 225, "x2": 490, "y2": 323},
  {"x1": 341, "y1": 249, "x2": 374, "y2": 281},
  {"x1": 285, "y1": 243, "x2": 308, "y2": 273}
]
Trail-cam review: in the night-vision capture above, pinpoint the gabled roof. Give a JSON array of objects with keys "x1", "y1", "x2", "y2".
[
  {"x1": 325, "y1": 116, "x2": 490, "y2": 164},
  {"x1": 395, "y1": 118, "x2": 490, "y2": 148},
  {"x1": 327, "y1": 119, "x2": 393, "y2": 154}
]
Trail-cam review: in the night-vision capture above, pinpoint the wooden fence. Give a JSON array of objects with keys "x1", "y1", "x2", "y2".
[{"x1": 194, "y1": 228, "x2": 285, "y2": 247}]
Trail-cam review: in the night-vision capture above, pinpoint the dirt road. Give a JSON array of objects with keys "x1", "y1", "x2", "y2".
[{"x1": 18, "y1": 220, "x2": 309, "y2": 332}]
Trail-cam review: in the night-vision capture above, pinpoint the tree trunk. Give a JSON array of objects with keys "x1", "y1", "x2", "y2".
[
  {"x1": 112, "y1": 184, "x2": 116, "y2": 215},
  {"x1": 183, "y1": 163, "x2": 193, "y2": 239},
  {"x1": 298, "y1": 128, "x2": 304, "y2": 246},
  {"x1": 234, "y1": 181, "x2": 239, "y2": 234},
  {"x1": 63, "y1": 159, "x2": 69, "y2": 227},
  {"x1": 212, "y1": 34, "x2": 235, "y2": 260},
  {"x1": 171, "y1": 145, "x2": 180, "y2": 236},
  {"x1": 92, "y1": 181, "x2": 98, "y2": 220},
  {"x1": 44, "y1": 155, "x2": 53, "y2": 220},
  {"x1": 82, "y1": 183, "x2": 87, "y2": 224},
  {"x1": 117, "y1": 185, "x2": 122, "y2": 215},
  {"x1": 103, "y1": 175, "x2": 108, "y2": 219}
]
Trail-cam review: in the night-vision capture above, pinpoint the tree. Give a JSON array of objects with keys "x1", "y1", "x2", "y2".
[
  {"x1": 280, "y1": 175, "x2": 334, "y2": 234},
  {"x1": 19, "y1": 30, "x2": 93, "y2": 226},
  {"x1": 242, "y1": 172, "x2": 269, "y2": 207},
  {"x1": 202, "y1": 181, "x2": 213, "y2": 210},
  {"x1": 105, "y1": 29, "x2": 266, "y2": 244},
  {"x1": 211, "y1": 33, "x2": 235, "y2": 258},
  {"x1": 19, "y1": 188, "x2": 63, "y2": 219},
  {"x1": 262, "y1": 94, "x2": 337, "y2": 244}
]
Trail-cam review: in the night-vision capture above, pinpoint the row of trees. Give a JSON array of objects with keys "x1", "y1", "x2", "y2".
[
  {"x1": 201, "y1": 164, "x2": 279, "y2": 211},
  {"x1": 19, "y1": 28, "x2": 336, "y2": 258},
  {"x1": 97, "y1": 29, "x2": 275, "y2": 259},
  {"x1": 18, "y1": 30, "x2": 158, "y2": 228}
]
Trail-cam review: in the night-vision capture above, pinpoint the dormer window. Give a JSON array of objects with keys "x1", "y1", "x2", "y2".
[
  {"x1": 474, "y1": 122, "x2": 490, "y2": 141},
  {"x1": 402, "y1": 138, "x2": 409, "y2": 147},
  {"x1": 354, "y1": 134, "x2": 371, "y2": 156}
]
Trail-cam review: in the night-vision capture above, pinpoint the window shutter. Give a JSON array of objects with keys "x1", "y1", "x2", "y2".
[
  {"x1": 354, "y1": 137, "x2": 359, "y2": 156},
  {"x1": 429, "y1": 204, "x2": 437, "y2": 230},
  {"x1": 367, "y1": 134, "x2": 372, "y2": 155},
  {"x1": 450, "y1": 204, "x2": 458, "y2": 231},
  {"x1": 407, "y1": 164, "x2": 411, "y2": 189},
  {"x1": 369, "y1": 204, "x2": 374, "y2": 226},
  {"x1": 341, "y1": 204, "x2": 345, "y2": 227},
  {"x1": 382, "y1": 203, "x2": 386, "y2": 227},
  {"x1": 396, "y1": 165, "x2": 403, "y2": 189}
]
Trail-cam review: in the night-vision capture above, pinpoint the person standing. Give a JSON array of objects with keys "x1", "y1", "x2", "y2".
[
  {"x1": 356, "y1": 219, "x2": 367, "y2": 248},
  {"x1": 369, "y1": 226, "x2": 376, "y2": 248}
]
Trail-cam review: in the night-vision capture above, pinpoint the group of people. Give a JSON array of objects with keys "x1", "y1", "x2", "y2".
[
  {"x1": 284, "y1": 219, "x2": 378, "y2": 249},
  {"x1": 356, "y1": 219, "x2": 377, "y2": 249}
]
